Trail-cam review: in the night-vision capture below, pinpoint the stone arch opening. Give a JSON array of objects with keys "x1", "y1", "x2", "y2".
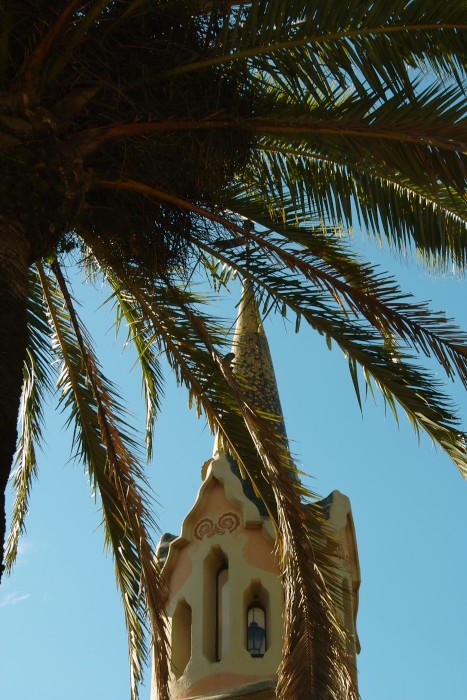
[
  {"x1": 171, "y1": 598, "x2": 192, "y2": 678},
  {"x1": 243, "y1": 579, "x2": 270, "y2": 657},
  {"x1": 203, "y1": 546, "x2": 229, "y2": 662}
]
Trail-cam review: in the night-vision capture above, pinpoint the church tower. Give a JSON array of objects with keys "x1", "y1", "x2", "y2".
[{"x1": 151, "y1": 284, "x2": 360, "y2": 700}]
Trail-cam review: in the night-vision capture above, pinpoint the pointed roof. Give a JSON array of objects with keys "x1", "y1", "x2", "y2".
[
  {"x1": 209, "y1": 279, "x2": 287, "y2": 507},
  {"x1": 207, "y1": 280, "x2": 289, "y2": 509},
  {"x1": 231, "y1": 280, "x2": 286, "y2": 438}
]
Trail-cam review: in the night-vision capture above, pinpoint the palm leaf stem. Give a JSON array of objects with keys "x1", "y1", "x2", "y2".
[
  {"x1": 255, "y1": 122, "x2": 465, "y2": 152},
  {"x1": 96, "y1": 178, "x2": 249, "y2": 239},
  {"x1": 15, "y1": 0, "x2": 86, "y2": 91},
  {"x1": 83, "y1": 117, "x2": 466, "y2": 157}
]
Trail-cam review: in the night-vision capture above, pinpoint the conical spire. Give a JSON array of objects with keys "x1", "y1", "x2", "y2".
[
  {"x1": 211, "y1": 280, "x2": 287, "y2": 461},
  {"x1": 231, "y1": 280, "x2": 287, "y2": 437}
]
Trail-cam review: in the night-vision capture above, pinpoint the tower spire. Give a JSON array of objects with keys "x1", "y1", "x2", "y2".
[
  {"x1": 232, "y1": 279, "x2": 286, "y2": 437},
  {"x1": 211, "y1": 279, "x2": 286, "y2": 460}
]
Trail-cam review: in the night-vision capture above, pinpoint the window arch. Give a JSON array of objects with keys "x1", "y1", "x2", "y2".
[
  {"x1": 216, "y1": 563, "x2": 229, "y2": 661},
  {"x1": 246, "y1": 603, "x2": 266, "y2": 657},
  {"x1": 244, "y1": 580, "x2": 270, "y2": 657},
  {"x1": 203, "y1": 547, "x2": 229, "y2": 662},
  {"x1": 171, "y1": 599, "x2": 192, "y2": 677}
]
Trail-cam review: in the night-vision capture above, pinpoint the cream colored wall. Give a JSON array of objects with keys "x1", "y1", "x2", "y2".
[
  {"x1": 152, "y1": 452, "x2": 282, "y2": 700},
  {"x1": 151, "y1": 462, "x2": 360, "y2": 700},
  {"x1": 167, "y1": 534, "x2": 282, "y2": 699},
  {"x1": 326, "y1": 490, "x2": 361, "y2": 683}
]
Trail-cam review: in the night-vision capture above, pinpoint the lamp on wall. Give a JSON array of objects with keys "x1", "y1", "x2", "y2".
[{"x1": 247, "y1": 605, "x2": 266, "y2": 657}]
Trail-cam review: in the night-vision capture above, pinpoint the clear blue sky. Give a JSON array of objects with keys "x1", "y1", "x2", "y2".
[{"x1": 0, "y1": 239, "x2": 466, "y2": 700}]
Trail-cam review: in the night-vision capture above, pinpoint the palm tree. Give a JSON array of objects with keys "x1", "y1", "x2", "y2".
[{"x1": 1, "y1": 1, "x2": 466, "y2": 698}]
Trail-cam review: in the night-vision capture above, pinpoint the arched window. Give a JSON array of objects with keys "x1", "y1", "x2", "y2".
[
  {"x1": 244, "y1": 581, "x2": 269, "y2": 657},
  {"x1": 247, "y1": 603, "x2": 266, "y2": 657},
  {"x1": 203, "y1": 547, "x2": 228, "y2": 662},
  {"x1": 216, "y1": 563, "x2": 229, "y2": 661},
  {"x1": 171, "y1": 599, "x2": 192, "y2": 677}
]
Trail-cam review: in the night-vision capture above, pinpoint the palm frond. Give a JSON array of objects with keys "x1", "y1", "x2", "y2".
[
  {"x1": 76, "y1": 245, "x2": 166, "y2": 463},
  {"x1": 162, "y1": 0, "x2": 467, "y2": 93},
  {"x1": 89, "y1": 169, "x2": 467, "y2": 476},
  {"x1": 251, "y1": 148, "x2": 467, "y2": 269},
  {"x1": 184, "y1": 223, "x2": 467, "y2": 476},
  {"x1": 88, "y1": 81, "x2": 466, "y2": 268},
  {"x1": 36, "y1": 261, "x2": 170, "y2": 700},
  {"x1": 221, "y1": 189, "x2": 467, "y2": 388},
  {"x1": 99, "y1": 251, "x2": 358, "y2": 697},
  {"x1": 98, "y1": 171, "x2": 467, "y2": 396},
  {"x1": 241, "y1": 85, "x2": 467, "y2": 266},
  {"x1": 4, "y1": 267, "x2": 53, "y2": 573},
  {"x1": 109, "y1": 281, "x2": 165, "y2": 462}
]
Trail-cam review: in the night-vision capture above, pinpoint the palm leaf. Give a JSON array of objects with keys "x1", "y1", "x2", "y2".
[
  {"x1": 36, "y1": 261, "x2": 170, "y2": 700},
  {"x1": 91, "y1": 172, "x2": 467, "y2": 475},
  {"x1": 91, "y1": 249, "x2": 358, "y2": 698},
  {"x1": 78, "y1": 248, "x2": 166, "y2": 462},
  {"x1": 159, "y1": 0, "x2": 467, "y2": 91},
  {"x1": 221, "y1": 188, "x2": 467, "y2": 387},
  {"x1": 183, "y1": 221, "x2": 467, "y2": 476},
  {"x1": 113, "y1": 290, "x2": 165, "y2": 463},
  {"x1": 4, "y1": 267, "x2": 53, "y2": 573}
]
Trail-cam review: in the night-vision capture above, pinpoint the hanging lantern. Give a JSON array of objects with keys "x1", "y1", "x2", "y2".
[{"x1": 247, "y1": 604, "x2": 266, "y2": 657}]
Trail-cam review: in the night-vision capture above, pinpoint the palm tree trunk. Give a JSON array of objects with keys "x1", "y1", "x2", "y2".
[{"x1": 0, "y1": 218, "x2": 29, "y2": 583}]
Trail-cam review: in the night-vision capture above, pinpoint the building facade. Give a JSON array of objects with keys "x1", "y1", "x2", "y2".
[{"x1": 151, "y1": 285, "x2": 360, "y2": 700}]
